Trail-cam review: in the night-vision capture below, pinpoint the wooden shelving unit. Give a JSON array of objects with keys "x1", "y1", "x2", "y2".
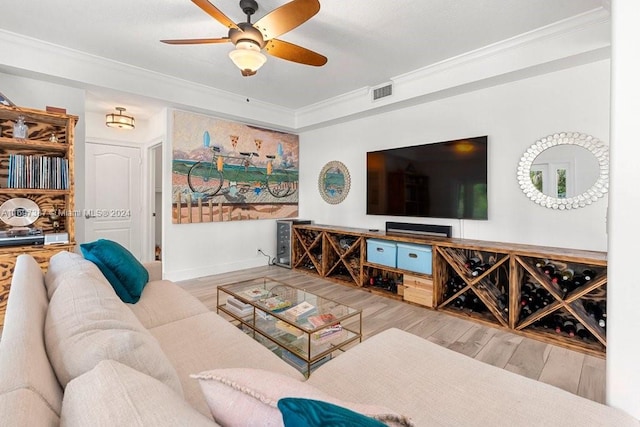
[
  {"x1": 291, "y1": 223, "x2": 607, "y2": 357},
  {"x1": 0, "y1": 105, "x2": 77, "y2": 327}
]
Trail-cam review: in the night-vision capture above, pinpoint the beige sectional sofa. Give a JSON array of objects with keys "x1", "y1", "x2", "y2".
[{"x1": 0, "y1": 250, "x2": 638, "y2": 426}]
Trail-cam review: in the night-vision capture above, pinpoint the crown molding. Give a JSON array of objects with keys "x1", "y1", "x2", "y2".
[
  {"x1": 0, "y1": 29, "x2": 296, "y2": 131},
  {"x1": 295, "y1": 8, "x2": 611, "y2": 131}
]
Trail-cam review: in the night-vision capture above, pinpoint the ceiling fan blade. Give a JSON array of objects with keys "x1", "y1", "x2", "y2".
[
  {"x1": 254, "y1": 0, "x2": 320, "y2": 40},
  {"x1": 191, "y1": 0, "x2": 239, "y2": 29},
  {"x1": 264, "y1": 39, "x2": 327, "y2": 67},
  {"x1": 161, "y1": 37, "x2": 231, "y2": 45}
]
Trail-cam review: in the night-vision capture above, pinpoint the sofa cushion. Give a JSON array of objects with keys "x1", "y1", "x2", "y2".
[
  {"x1": 44, "y1": 250, "x2": 106, "y2": 299},
  {"x1": 0, "y1": 388, "x2": 59, "y2": 427},
  {"x1": 127, "y1": 280, "x2": 210, "y2": 329},
  {"x1": 307, "y1": 328, "x2": 640, "y2": 427},
  {"x1": 80, "y1": 239, "x2": 149, "y2": 303},
  {"x1": 44, "y1": 272, "x2": 183, "y2": 396},
  {"x1": 148, "y1": 311, "x2": 305, "y2": 417},
  {"x1": 191, "y1": 368, "x2": 413, "y2": 427},
  {"x1": 61, "y1": 360, "x2": 217, "y2": 427},
  {"x1": 0, "y1": 254, "x2": 64, "y2": 417}
]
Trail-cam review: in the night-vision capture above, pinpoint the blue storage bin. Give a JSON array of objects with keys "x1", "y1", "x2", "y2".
[
  {"x1": 366, "y1": 239, "x2": 397, "y2": 268},
  {"x1": 396, "y1": 243, "x2": 432, "y2": 275}
]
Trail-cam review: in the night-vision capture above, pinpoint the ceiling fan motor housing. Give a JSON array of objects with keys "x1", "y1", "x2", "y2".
[{"x1": 229, "y1": 22, "x2": 265, "y2": 48}]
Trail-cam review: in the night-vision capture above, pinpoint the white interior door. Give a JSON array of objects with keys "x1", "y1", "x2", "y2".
[{"x1": 85, "y1": 142, "x2": 142, "y2": 258}]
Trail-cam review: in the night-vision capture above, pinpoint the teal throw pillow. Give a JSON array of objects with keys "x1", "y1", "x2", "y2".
[
  {"x1": 278, "y1": 398, "x2": 387, "y2": 427},
  {"x1": 80, "y1": 239, "x2": 149, "y2": 303}
]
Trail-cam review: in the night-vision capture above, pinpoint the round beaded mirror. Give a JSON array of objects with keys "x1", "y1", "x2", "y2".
[{"x1": 517, "y1": 132, "x2": 609, "y2": 210}]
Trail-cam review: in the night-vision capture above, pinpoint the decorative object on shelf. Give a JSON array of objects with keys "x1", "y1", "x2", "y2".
[
  {"x1": 48, "y1": 132, "x2": 59, "y2": 143},
  {"x1": 318, "y1": 161, "x2": 350, "y2": 204},
  {"x1": 49, "y1": 204, "x2": 61, "y2": 232},
  {"x1": 517, "y1": 132, "x2": 609, "y2": 210},
  {"x1": 105, "y1": 107, "x2": 135, "y2": 130},
  {"x1": 13, "y1": 115, "x2": 28, "y2": 139}
]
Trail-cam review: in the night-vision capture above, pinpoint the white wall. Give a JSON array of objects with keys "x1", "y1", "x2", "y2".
[
  {"x1": 298, "y1": 60, "x2": 610, "y2": 252},
  {"x1": 607, "y1": 0, "x2": 640, "y2": 418},
  {"x1": 0, "y1": 72, "x2": 86, "y2": 243}
]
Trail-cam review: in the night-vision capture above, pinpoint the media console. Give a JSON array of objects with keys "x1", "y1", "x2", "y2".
[{"x1": 290, "y1": 223, "x2": 607, "y2": 358}]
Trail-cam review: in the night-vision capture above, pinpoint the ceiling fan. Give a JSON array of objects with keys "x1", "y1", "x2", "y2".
[{"x1": 161, "y1": 0, "x2": 327, "y2": 76}]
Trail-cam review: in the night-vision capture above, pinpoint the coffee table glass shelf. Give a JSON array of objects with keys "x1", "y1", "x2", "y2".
[{"x1": 217, "y1": 277, "x2": 362, "y2": 376}]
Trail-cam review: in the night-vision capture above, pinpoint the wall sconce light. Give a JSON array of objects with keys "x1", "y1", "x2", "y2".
[{"x1": 106, "y1": 107, "x2": 135, "y2": 130}]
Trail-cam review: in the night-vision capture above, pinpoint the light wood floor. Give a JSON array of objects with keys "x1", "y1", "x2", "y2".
[{"x1": 177, "y1": 265, "x2": 606, "y2": 404}]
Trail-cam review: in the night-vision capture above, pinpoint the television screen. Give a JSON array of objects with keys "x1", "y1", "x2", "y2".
[{"x1": 366, "y1": 136, "x2": 488, "y2": 220}]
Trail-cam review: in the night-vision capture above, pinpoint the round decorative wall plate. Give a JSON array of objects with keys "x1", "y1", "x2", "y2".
[{"x1": 318, "y1": 161, "x2": 351, "y2": 204}]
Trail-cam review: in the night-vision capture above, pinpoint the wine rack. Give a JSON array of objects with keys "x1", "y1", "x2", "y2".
[
  {"x1": 292, "y1": 225, "x2": 364, "y2": 286},
  {"x1": 291, "y1": 224, "x2": 608, "y2": 357},
  {"x1": 292, "y1": 228, "x2": 323, "y2": 275},
  {"x1": 513, "y1": 255, "x2": 607, "y2": 355},
  {"x1": 435, "y1": 246, "x2": 510, "y2": 328},
  {"x1": 324, "y1": 233, "x2": 363, "y2": 284}
]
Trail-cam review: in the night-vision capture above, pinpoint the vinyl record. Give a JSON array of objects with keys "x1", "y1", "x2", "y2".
[{"x1": 0, "y1": 198, "x2": 40, "y2": 227}]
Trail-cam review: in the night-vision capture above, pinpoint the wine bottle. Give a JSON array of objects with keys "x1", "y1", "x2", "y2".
[
  {"x1": 550, "y1": 273, "x2": 562, "y2": 284},
  {"x1": 542, "y1": 262, "x2": 556, "y2": 276},
  {"x1": 563, "y1": 318, "x2": 576, "y2": 337},
  {"x1": 561, "y1": 268, "x2": 575, "y2": 281},
  {"x1": 553, "y1": 314, "x2": 564, "y2": 333},
  {"x1": 497, "y1": 294, "x2": 509, "y2": 312},
  {"x1": 559, "y1": 279, "x2": 574, "y2": 298},
  {"x1": 584, "y1": 300, "x2": 606, "y2": 329},
  {"x1": 465, "y1": 256, "x2": 481, "y2": 268},
  {"x1": 599, "y1": 301, "x2": 606, "y2": 328},
  {"x1": 471, "y1": 265, "x2": 486, "y2": 277},
  {"x1": 453, "y1": 294, "x2": 467, "y2": 308},
  {"x1": 535, "y1": 258, "x2": 549, "y2": 268},
  {"x1": 582, "y1": 269, "x2": 596, "y2": 281},
  {"x1": 575, "y1": 322, "x2": 589, "y2": 340}
]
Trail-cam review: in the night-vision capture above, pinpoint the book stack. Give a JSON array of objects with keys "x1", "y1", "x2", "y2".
[
  {"x1": 225, "y1": 297, "x2": 253, "y2": 318},
  {"x1": 258, "y1": 295, "x2": 292, "y2": 312},
  {"x1": 284, "y1": 301, "x2": 317, "y2": 321},
  {"x1": 307, "y1": 313, "x2": 338, "y2": 328},
  {"x1": 239, "y1": 287, "x2": 270, "y2": 301},
  {"x1": 312, "y1": 324, "x2": 344, "y2": 342},
  {"x1": 275, "y1": 320, "x2": 305, "y2": 338}
]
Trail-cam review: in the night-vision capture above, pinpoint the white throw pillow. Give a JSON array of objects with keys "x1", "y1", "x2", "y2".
[{"x1": 191, "y1": 368, "x2": 413, "y2": 427}]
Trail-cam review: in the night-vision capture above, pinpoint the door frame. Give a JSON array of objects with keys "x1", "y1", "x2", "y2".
[{"x1": 145, "y1": 140, "x2": 163, "y2": 263}]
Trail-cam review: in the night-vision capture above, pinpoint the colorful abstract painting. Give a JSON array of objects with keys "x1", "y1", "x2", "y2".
[{"x1": 171, "y1": 110, "x2": 299, "y2": 223}]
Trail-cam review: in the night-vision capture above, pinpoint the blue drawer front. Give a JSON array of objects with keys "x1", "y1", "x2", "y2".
[
  {"x1": 366, "y1": 239, "x2": 397, "y2": 268},
  {"x1": 396, "y1": 243, "x2": 432, "y2": 275}
]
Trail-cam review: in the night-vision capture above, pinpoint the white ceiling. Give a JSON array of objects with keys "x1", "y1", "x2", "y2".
[{"x1": 0, "y1": 0, "x2": 604, "y2": 113}]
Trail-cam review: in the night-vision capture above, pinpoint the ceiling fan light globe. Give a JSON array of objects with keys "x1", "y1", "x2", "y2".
[{"x1": 228, "y1": 46, "x2": 267, "y2": 76}]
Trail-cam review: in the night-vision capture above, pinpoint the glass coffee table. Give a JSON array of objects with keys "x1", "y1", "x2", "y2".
[{"x1": 217, "y1": 277, "x2": 362, "y2": 376}]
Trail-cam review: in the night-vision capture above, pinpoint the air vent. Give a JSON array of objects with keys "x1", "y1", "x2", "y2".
[{"x1": 372, "y1": 84, "x2": 393, "y2": 101}]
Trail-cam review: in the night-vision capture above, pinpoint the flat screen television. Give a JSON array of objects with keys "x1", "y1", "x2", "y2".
[{"x1": 366, "y1": 136, "x2": 488, "y2": 220}]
